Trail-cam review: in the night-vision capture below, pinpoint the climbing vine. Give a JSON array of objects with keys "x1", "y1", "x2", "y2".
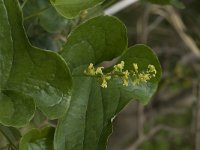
[{"x1": 0, "y1": 0, "x2": 168, "y2": 149}]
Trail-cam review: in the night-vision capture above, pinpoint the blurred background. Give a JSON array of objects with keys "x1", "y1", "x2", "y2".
[
  {"x1": 1, "y1": 0, "x2": 200, "y2": 149},
  {"x1": 105, "y1": 1, "x2": 200, "y2": 150}
]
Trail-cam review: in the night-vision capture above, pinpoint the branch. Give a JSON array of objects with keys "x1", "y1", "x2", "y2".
[
  {"x1": 148, "y1": 5, "x2": 200, "y2": 58},
  {"x1": 126, "y1": 125, "x2": 184, "y2": 150},
  {"x1": 104, "y1": 0, "x2": 138, "y2": 15},
  {"x1": 137, "y1": 104, "x2": 144, "y2": 138},
  {"x1": 165, "y1": 6, "x2": 200, "y2": 58}
]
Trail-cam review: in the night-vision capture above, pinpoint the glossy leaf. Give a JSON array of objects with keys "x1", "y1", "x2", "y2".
[
  {"x1": 54, "y1": 16, "x2": 161, "y2": 150},
  {"x1": 61, "y1": 15, "x2": 128, "y2": 70},
  {"x1": 23, "y1": 0, "x2": 68, "y2": 33},
  {"x1": 50, "y1": 0, "x2": 105, "y2": 18},
  {"x1": 19, "y1": 127, "x2": 54, "y2": 150},
  {"x1": 0, "y1": 0, "x2": 13, "y2": 90},
  {"x1": 54, "y1": 15, "x2": 127, "y2": 150},
  {"x1": 97, "y1": 45, "x2": 161, "y2": 149},
  {"x1": 0, "y1": 91, "x2": 35, "y2": 127},
  {"x1": 0, "y1": 0, "x2": 72, "y2": 126}
]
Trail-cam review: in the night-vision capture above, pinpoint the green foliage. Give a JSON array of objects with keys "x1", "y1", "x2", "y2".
[
  {"x1": 19, "y1": 127, "x2": 54, "y2": 150},
  {"x1": 0, "y1": 124, "x2": 21, "y2": 149},
  {"x1": 0, "y1": 0, "x2": 162, "y2": 149},
  {"x1": 54, "y1": 16, "x2": 161, "y2": 149},
  {"x1": 61, "y1": 16, "x2": 128, "y2": 68},
  {"x1": 50, "y1": 0, "x2": 105, "y2": 18},
  {"x1": 23, "y1": 0, "x2": 68, "y2": 33},
  {"x1": 0, "y1": 92, "x2": 35, "y2": 127},
  {"x1": 0, "y1": 0, "x2": 72, "y2": 125}
]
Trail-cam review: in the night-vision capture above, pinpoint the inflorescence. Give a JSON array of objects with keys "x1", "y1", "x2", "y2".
[{"x1": 84, "y1": 61, "x2": 157, "y2": 88}]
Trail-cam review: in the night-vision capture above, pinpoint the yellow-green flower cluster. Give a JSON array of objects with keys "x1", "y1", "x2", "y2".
[
  {"x1": 84, "y1": 61, "x2": 157, "y2": 88},
  {"x1": 84, "y1": 63, "x2": 111, "y2": 88},
  {"x1": 113, "y1": 61, "x2": 130, "y2": 86},
  {"x1": 84, "y1": 63, "x2": 96, "y2": 75},
  {"x1": 113, "y1": 61, "x2": 124, "y2": 72},
  {"x1": 131, "y1": 64, "x2": 157, "y2": 85}
]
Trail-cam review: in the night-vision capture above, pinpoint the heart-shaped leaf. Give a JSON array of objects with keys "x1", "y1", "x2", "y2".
[
  {"x1": 61, "y1": 15, "x2": 128, "y2": 69},
  {"x1": 19, "y1": 127, "x2": 54, "y2": 150},
  {"x1": 54, "y1": 16, "x2": 161, "y2": 150},
  {"x1": 50, "y1": 0, "x2": 105, "y2": 18},
  {"x1": 0, "y1": 0, "x2": 72, "y2": 126}
]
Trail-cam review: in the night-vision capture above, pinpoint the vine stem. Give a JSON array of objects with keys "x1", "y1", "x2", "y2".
[
  {"x1": 72, "y1": 72, "x2": 125, "y2": 78},
  {"x1": 104, "y1": 0, "x2": 138, "y2": 15},
  {"x1": 24, "y1": 5, "x2": 51, "y2": 20}
]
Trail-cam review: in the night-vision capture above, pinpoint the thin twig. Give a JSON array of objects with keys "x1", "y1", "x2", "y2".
[
  {"x1": 148, "y1": 5, "x2": 200, "y2": 58},
  {"x1": 148, "y1": 16, "x2": 164, "y2": 32},
  {"x1": 137, "y1": 104, "x2": 144, "y2": 138},
  {"x1": 126, "y1": 125, "x2": 184, "y2": 150},
  {"x1": 104, "y1": 0, "x2": 138, "y2": 15},
  {"x1": 136, "y1": 5, "x2": 200, "y2": 58},
  {"x1": 166, "y1": 6, "x2": 200, "y2": 58}
]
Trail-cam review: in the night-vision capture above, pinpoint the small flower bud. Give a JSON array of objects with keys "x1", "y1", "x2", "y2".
[
  {"x1": 133, "y1": 63, "x2": 138, "y2": 73},
  {"x1": 139, "y1": 73, "x2": 150, "y2": 82},
  {"x1": 85, "y1": 63, "x2": 95, "y2": 75},
  {"x1": 123, "y1": 70, "x2": 129, "y2": 79},
  {"x1": 113, "y1": 61, "x2": 125, "y2": 72},
  {"x1": 105, "y1": 75, "x2": 111, "y2": 80},
  {"x1": 101, "y1": 78, "x2": 107, "y2": 88},
  {"x1": 96, "y1": 67, "x2": 104, "y2": 75},
  {"x1": 123, "y1": 79, "x2": 129, "y2": 86},
  {"x1": 148, "y1": 64, "x2": 157, "y2": 74}
]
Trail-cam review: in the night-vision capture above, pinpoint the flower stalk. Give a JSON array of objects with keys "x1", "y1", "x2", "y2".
[{"x1": 84, "y1": 61, "x2": 157, "y2": 88}]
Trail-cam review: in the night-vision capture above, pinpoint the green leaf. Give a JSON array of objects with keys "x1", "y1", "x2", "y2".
[
  {"x1": 0, "y1": 124, "x2": 21, "y2": 148},
  {"x1": 0, "y1": 91, "x2": 35, "y2": 127},
  {"x1": 0, "y1": 0, "x2": 13, "y2": 90},
  {"x1": 54, "y1": 15, "x2": 127, "y2": 150},
  {"x1": 0, "y1": 0, "x2": 72, "y2": 124},
  {"x1": 23, "y1": 0, "x2": 68, "y2": 33},
  {"x1": 50, "y1": 0, "x2": 105, "y2": 18},
  {"x1": 39, "y1": 7, "x2": 68, "y2": 33},
  {"x1": 61, "y1": 15, "x2": 128, "y2": 70},
  {"x1": 19, "y1": 127, "x2": 54, "y2": 150},
  {"x1": 117, "y1": 44, "x2": 162, "y2": 104},
  {"x1": 84, "y1": 6, "x2": 104, "y2": 21},
  {"x1": 97, "y1": 45, "x2": 161, "y2": 149},
  {"x1": 54, "y1": 16, "x2": 161, "y2": 150}
]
